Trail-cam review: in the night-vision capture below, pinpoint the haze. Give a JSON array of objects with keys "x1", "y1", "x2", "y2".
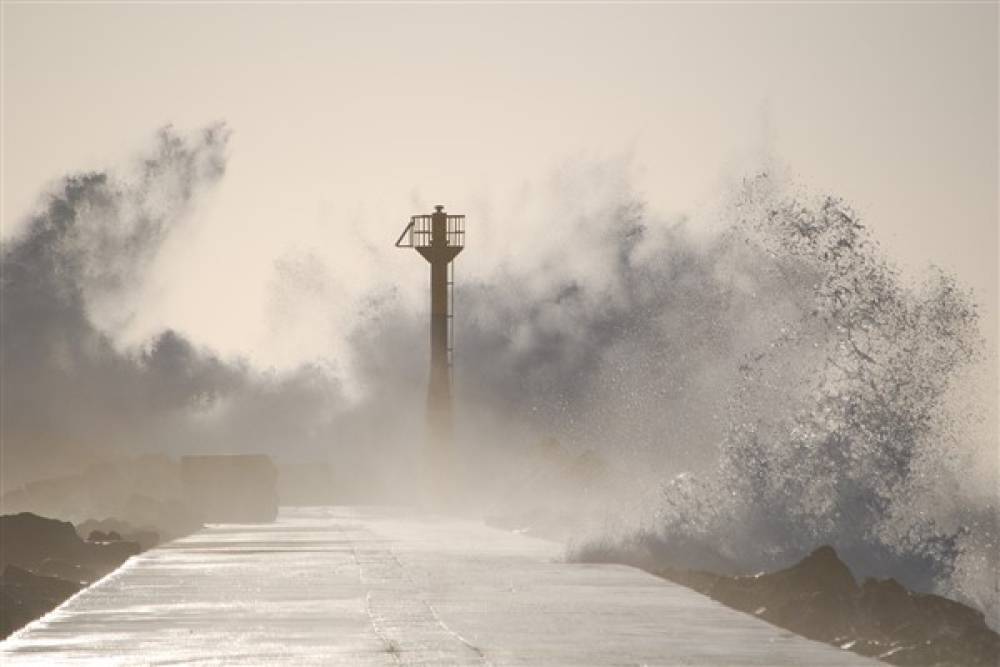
[{"x1": 3, "y1": 2, "x2": 996, "y2": 372}]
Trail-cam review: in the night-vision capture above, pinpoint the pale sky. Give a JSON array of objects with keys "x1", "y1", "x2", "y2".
[{"x1": 3, "y1": 1, "x2": 997, "y2": 367}]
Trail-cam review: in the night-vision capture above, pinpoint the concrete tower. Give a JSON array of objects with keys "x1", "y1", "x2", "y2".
[{"x1": 396, "y1": 205, "x2": 466, "y2": 467}]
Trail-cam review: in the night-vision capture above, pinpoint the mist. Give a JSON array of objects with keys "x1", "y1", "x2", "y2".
[{"x1": 1, "y1": 124, "x2": 996, "y2": 626}]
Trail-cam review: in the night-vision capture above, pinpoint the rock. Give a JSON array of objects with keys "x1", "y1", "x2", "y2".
[
  {"x1": 77, "y1": 518, "x2": 159, "y2": 551},
  {"x1": 856, "y1": 577, "x2": 1000, "y2": 666},
  {"x1": 1, "y1": 565, "x2": 82, "y2": 639},
  {"x1": 650, "y1": 545, "x2": 1000, "y2": 667},
  {"x1": 737, "y1": 546, "x2": 860, "y2": 641},
  {"x1": 108, "y1": 495, "x2": 200, "y2": 543},
  {"x1": 83, "y1": 540, "x2": 141, "y2": 577},
  {"x1": 0, "y1": 513, "x2": 143, "y2": 639},
  {"x1": 36, "y1": 558, "x2": 96, "y2": 585},
  {"x1": 771, "y1": 545, "x2": 859, "y2": 596},
  {"x1": 87, "y1": 530, "x2": 108, "y2": 542},
  {"x1": 0, "y1": 456, "x2": 201, "y2": 542},
  {"x1": 0, "y1": 512, "x2": 140, "y2": 577},
  {"x1": 1, "y1": 514, "x2": 84, "y2": 571}
]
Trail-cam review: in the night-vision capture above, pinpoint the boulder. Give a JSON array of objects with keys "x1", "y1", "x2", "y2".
[
  {"x1": 0, "y1": 512, "x2": 140, "y2": 577},
  {"x1": 0, "y1": 513, "x2": 82, "y2": 570},
  {"x1": 78, "y1": 518, "x2": 159, "y2": 551},
  {"x1": 0, "y1": 456, "x2": 200, "y2": 541},
  {"x1": 36, "y1": 558, "x2": 96, "y2": 585},
  {"x1": 1, "y1": 565, "x2": 82, "y2": 639},
  {"x1": 0, "y1": 512, "x2": 143, "y2": 640},
  {"x1": 856, "y1": 577, "x2": 1000, "y2": 666},
  {"x1": 653, "y1": 545, "x2": 1000, "y2": 666}
]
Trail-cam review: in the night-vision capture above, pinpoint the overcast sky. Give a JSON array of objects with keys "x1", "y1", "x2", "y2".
[{"x1": 3, "y1": 2, "x2": 997, "y2": 366}]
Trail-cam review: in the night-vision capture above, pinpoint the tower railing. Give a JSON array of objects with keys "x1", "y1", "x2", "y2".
[{"x1": 395, "y1": 214, "x2": 466, "y2": 249}]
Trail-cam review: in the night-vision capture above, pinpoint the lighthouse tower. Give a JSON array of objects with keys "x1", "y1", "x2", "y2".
[{"x1": 395, "y1": 205, "x2": 465, "y2": 469}]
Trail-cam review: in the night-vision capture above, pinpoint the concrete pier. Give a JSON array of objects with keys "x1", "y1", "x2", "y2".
[{"x1": 1, "y1": 507, "x2": 873, "y2": 665}]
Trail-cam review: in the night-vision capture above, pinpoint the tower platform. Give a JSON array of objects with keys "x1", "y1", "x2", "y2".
[{"x1": 1, "y1": 507, "x2": 873, "y2": 665}]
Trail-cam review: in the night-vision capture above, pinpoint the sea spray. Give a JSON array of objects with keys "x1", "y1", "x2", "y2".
[
  {"x1": 3, "y1": 128, "x2": 995, "y2": 625},
  {"x1": 571, "y1": 174, "x2": 997, "y2": 627}
]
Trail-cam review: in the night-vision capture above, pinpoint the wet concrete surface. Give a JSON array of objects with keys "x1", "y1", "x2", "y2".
[{"x1": 1, "y1": 506, "x2": 874, "y2": 665}]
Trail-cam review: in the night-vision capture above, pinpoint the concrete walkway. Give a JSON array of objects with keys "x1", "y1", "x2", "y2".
[{"x1": 1, "y1": 506, "x2": 873, "y2": 665}]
